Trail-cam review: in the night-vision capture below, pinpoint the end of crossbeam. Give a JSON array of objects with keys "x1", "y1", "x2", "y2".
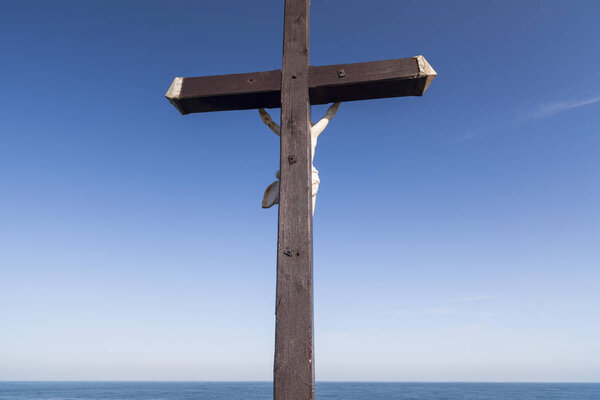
[
  {"x1": 165, "y1": 77, "x2": 188, "y2": 115},
  {"x1": 413, "y1": 55, "x2": 437, "y2": 94}
]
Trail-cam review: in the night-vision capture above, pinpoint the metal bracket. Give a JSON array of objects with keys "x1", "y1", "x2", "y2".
[{"x1": 283, "y1": 249, "x2": 300, "y2": 257}]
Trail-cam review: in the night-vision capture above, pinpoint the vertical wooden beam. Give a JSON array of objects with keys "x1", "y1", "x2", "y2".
[{"x1": 275, "y1": 1, "x2": 313, "y2": 400}]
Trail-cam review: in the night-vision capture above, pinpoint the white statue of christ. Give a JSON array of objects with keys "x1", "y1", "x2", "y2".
[{"x1": 259, "y1": 102, "x2": 341, "y2": 215}]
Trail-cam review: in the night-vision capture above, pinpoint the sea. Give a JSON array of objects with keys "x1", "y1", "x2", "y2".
[{"x1": 1, "y1": 382, "x2": 599, "y2": 400}]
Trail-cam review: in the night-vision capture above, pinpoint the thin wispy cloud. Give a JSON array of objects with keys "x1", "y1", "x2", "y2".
[
  {"x1": 424, "y1": 307, "x2": 457, "y2": 316},
  {"x1": 384, "y1": 307, "x2": 459, "y2": 317},
  {"x1": 389, "y1": 309, "x2": 411, "y2": 316},
  {"x1": 325, "y1": 332, "x2": 352, "y2": 340},
  {"x1": 532, "y1": 95, "x2": 600, "y2": 119},
  {"x1": 452, "y1": 296, "x2": 495, "y2": 303},
  {"x1": 461, "y1": 324, "x2": 489, "y2": 331}
]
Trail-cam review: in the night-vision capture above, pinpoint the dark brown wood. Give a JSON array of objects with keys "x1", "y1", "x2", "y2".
[
  {"x1": 166, "y1": 70, "x2": 281, "y2": 114},
  {"x1": 274, "y1": 1, "x2": 314, "y2": 400},
  {"x1": 309, "y1": 58, "x2": 423, "y2": 104},
  {"x1": 166, "y1": 57, "x2": 434, "y2": 114}
]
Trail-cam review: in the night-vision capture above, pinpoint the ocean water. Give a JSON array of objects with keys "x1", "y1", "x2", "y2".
[{"x1": 0, "y1": 382, "x2": 599, "y2": 400}]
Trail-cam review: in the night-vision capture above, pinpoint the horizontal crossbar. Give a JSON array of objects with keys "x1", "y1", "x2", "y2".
[{"x1": 166, "y1": 56, "x2": 436, "y2": 114}]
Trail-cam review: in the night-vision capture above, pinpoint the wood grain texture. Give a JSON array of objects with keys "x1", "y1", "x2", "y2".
[
  {"x1": 308, "y1": 58, "x2": 422, "y2": 104},
  {"x1": 274, "y1": 1, "x2": 314, "y2": 400},
  {"x1": 166, "y1": 57, "x2": 434, "y2": 114},
  {"x1": 166, "y1": 70, "x2": 281, "y2": 114}
]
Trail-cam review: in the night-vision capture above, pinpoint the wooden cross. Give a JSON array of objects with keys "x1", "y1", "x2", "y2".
[{"x1": 165, "y1": 1, "x2": 436, "y2": 398}]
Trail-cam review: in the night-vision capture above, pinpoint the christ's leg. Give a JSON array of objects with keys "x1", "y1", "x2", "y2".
[
  {"x1": 311, "y1": 168, "x2": 320, "y2": 215},
  {"x1": 262, "y1": 170, "x2": 281, "y2": 209}
]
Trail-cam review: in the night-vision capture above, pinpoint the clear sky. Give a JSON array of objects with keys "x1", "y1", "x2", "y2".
[{"x1": 1, "y1": 0, "x2": 598, "y2": 382}]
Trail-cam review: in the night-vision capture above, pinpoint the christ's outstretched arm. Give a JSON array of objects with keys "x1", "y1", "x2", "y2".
[
  {"x1": 311, "y1": 102, "x2": 341, "y2": 138},
  {"x1": 259, "y1": 108, "x2": 280, "y2": 136},
  {"x1": 260, "y1": 102, "x2": 341, "y2": 215}
]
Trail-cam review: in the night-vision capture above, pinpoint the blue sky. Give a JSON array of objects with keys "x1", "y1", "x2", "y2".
[{"x1": 1, "y1": 0, "x2": 598, "y2": 382}]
